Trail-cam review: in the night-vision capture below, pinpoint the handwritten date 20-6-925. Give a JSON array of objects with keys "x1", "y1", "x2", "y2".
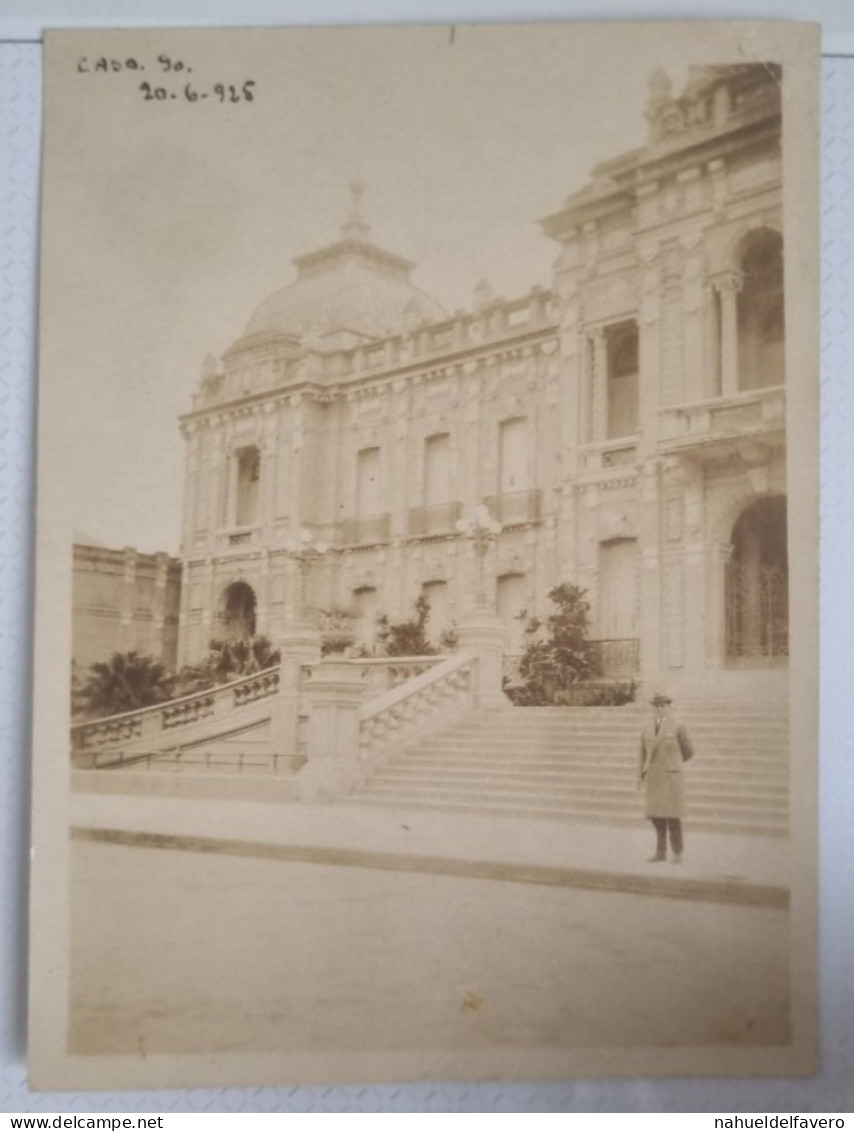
[
  {"x1": 140, "y1": 81, "x2": 256, "y2": 104},
  {"x1": 76, "y1": 53, "x2": 257, "y2": 105}
]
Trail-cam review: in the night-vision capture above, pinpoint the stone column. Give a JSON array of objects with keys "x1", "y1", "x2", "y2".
[
  {"x1": 638, "y1": 249, "x2": 661, "y2": 457},
  {"x1": 153, "y1": 552, "x2": 169, "y2": 664},
  {"x1": 706, "y1": 541, "x2": 734, "y2": 671},
  {"x1": 682, "y1": 247, "x2": 706, "y2": 404},
  {"x1": 457, "y1": 612, "x2": 508, "y2": 710},
  {"x1": 179, "y1": 424, "x2": 196, "y2": 556},
  {"x1": 681, "y1": 461, "x2": 707, "y2": 677},
  {"x1": 713, "y1": 270, "x2": 743, "y2": 398},
  {"x1": 177, "y1": 566, "x2": 191, "y2": 668},
  {"x1": 705, "y1": 280, "x2": 722, "y2": 398},
  {"x1": 637, "y1": 459, "x2": 663, "y2": 685},
  {"x1": 271, "y1": 622, "x2": 322, "y2": 769},
  {"x1": 297, "y1": 659, "x2": 368, "y2": 800},
  {"x1": 223, "y1": 446, "x2": 236, "y2": 529},
  {"x1": 119, "y1": 548, "x2": 136, "y2": 652},
  {"x1": 591, "y1": 327, "x2": 608, "y2": 442}
]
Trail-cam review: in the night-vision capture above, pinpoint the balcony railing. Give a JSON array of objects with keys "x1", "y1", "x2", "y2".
[
  {"x1": 581, "y1": 440, "x2": 638, "y2": 475},
  {"x1": 483, "y1": 489, "x2": 541, "y2": 527},
  {"x1": 658, "y1": 386, "x2": 785, "y2": 450},
  {"x1": 340, "y1": 513, "x2": 391, "y2": 547},
  {"x1": 407, "y1": 501, "x2": 463, "y2": 538}
]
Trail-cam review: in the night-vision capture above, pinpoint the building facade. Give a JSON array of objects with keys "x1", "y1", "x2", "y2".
[
  {"x1": 72, "y1": 542, "x2": 182, "y2": 673},
  {"x1": 177, "y1": 64, "x2": 788, "y2": 690}
]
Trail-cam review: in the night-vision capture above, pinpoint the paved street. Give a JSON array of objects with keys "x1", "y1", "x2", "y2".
[{"x1": 70, "y1": 840, "x2": 789, "y2": 1057}]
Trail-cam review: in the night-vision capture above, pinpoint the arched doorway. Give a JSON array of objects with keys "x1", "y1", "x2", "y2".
[
  {"x1": 219, "y1": 581, "x2": 257, "y2": 642},
  {"x1": 725, "y1": 496, "x2": 788, "y2": 664}
]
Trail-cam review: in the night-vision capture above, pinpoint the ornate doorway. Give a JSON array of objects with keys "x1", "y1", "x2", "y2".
[{"x1": 725, "y1": 496, "x2": 788, "y2": 664}]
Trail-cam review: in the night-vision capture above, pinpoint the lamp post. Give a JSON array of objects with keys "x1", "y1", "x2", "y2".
[
  {"x1": 454, "y1": 506, "x2": 508, "y2": 710},
  {"x1": 285, "y1": 527, "x2": 328, "y2": 627},
  {"x1": 273, "y1": 529, "x2": 328, "y2": 771},
  {"x1": 456, "y1": 505, "x2": 502, "y2": 610}
]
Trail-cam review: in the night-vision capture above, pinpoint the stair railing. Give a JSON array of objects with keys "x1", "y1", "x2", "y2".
[
  {"x1": 71, "y1": 665, "x2": 280, "y2": 757},
  {"x1": 358, "y1": 651, "x2": 477, "y2": 767}
]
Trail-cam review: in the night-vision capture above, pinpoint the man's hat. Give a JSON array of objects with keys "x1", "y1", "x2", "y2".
[{"x1": 650, "y1": 690, "x2": 673, "y2": 706}]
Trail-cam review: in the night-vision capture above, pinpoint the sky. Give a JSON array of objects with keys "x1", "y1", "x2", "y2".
[{"x1": 40, "y1": 22, "x2": 741, "y2": 553}]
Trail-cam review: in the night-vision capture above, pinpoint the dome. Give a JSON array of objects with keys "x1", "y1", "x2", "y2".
[{"x1": 244, "y1": 185, "x2": 447, "y2": 344}]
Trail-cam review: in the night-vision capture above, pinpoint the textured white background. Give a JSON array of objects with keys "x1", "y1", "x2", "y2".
[{"x1": 0, "y1": 36, "x2": 852, "y2": 1113}]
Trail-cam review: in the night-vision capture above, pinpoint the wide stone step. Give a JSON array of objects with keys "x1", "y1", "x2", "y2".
[
  {"x1": 376, "y1": 764, "x2": 790, "y2": 794},
  {"x1": 456, "y1": 719, "x2": 782, "y2": 728},
  {"x1": 366, "y1": 773, "x2": 788, "y2": 809},
  {"x1": 415, "y1": 739, "x2": 787, "y2": 756},
  {"x1": 498, "y1": 711, "x2": 787, "y2": 723},
  {"x1": 357, "y1": 778, "x2": 788, "y2": 816},
  {"x1": 409, "y1": 747, "x2": 788, "y2": 770},
  {"x1": 420, "y1": 726, "x2": 788, "y2": 741},
  {"x1": 349, "y1": 790, "x2": 788, "y2": 835},
  {"x1": 401, "y1": 750, "x2": 788, "y2": 770},
  {"x1": 444, "y1": 724, "x2": 789, "y2": 739}
]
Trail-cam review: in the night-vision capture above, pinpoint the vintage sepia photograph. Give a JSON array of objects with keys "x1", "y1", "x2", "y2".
[{"x1": 29, "y1": 22, "x2": 819, "y2": 1089}]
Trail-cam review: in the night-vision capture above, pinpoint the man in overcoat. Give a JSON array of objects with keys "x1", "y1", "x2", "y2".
[{"x1": 638, "y1": 690, "x2": 694, "y2": 863}]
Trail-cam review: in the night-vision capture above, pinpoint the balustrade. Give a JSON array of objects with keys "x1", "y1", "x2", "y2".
[
  {"x1": 340, "y1": 513, "x2": 391, "y2": 546},
  {"x1": 407, "y1": 501, "x2": 464, "y2": 538},
  {"x1": 357, "y1": 653, "x2": 476, "y2": 764},
  {"x1": 71, "y1": 664, "x2": 282, "y2": 755},
  {"x1": 658, "y1": 386, "x2": 785, "y2": 448},
  {"x1": 483, "y1": 489, "x2": 541, "y2": 527}
]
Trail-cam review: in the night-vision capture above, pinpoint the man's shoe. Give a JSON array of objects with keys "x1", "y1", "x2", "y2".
[
  {"x1": 647, "y1": 854, "x2": 666, "y2": 863},
  {"x1": 671, "y1": 852, "x2": 683, "y2": 864}
]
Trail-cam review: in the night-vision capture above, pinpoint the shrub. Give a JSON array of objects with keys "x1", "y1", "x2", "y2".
[
  {"x1": 75, "y1": 651, "x2": 176, "y2": 718},
  {"x1": 178, "y1": 635, "x2": 281, "y2": 691},
  {"x1": 506, "y1": 583, "x2": 594, "y2": 705},
  {"x1": 375, "y1": 594, "x2": 438, "y2": 656}
]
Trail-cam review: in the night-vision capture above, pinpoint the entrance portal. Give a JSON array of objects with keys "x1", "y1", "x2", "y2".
[
  {"x1": 218, "y1": 581, "x2": 257, "y2": 642},
  {"x1": 725, "y1": 496, "x2": 788, "y2": 664}
]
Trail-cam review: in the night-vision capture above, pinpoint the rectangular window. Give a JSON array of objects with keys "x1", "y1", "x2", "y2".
[
  {"x1": 356, "y1": 446, "x2": 381, "y2": 517},
  {"x1": 234, "y1": 445, "x2": 261, "y2": 527},
  {"x1": 598, "y1": 538, "x2": 639, "y2": 639},
  {"x1": 606, "y1": 321, "x2": 639, "y2": 439},
  {"x1": 498, "y1": 417, "x2": 528, "y2": 494},
  {"x1": 424, "y1": 433, "x2": 451, "y2": 506}
]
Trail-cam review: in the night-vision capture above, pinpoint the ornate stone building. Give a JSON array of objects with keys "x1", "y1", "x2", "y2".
[{"x1": 177, "y1": 63, "x2": 788, "y2": 691}]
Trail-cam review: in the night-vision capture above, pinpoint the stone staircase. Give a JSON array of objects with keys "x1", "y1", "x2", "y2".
[{"x1": 350, "y1": 699, "x2": 789, "y2": 836}]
